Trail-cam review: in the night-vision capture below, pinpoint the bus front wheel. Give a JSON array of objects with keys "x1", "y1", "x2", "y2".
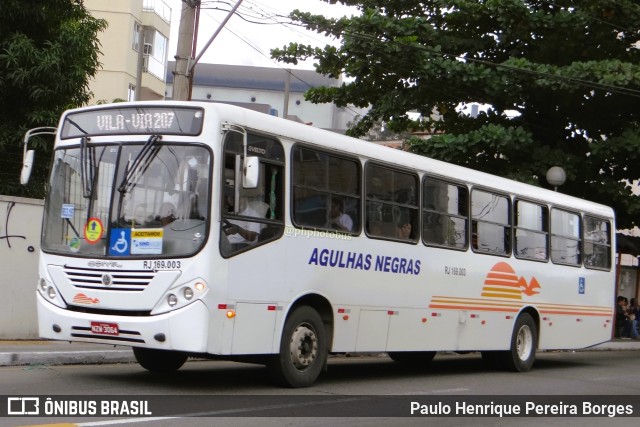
[
  {"x1": 133, "y1": 347, "x2": 188, "y2": 372},
  {"x1": 268, "y1": 306, "x2": 327, "y2": 388}
]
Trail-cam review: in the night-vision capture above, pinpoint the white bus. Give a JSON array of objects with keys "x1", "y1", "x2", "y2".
[{"x1": 28, "y1": 101, "x2": 615, "y2": 387}]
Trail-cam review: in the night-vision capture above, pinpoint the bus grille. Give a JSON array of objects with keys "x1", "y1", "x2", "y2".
[
  {"x1": 63, "y1": 265, "x2": 155, "y2": 292},
  {"x1": 70, "y1": 325, "x2": 145, "y2": 344}
]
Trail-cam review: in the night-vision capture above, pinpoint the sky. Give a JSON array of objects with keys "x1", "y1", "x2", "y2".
[{"x1": 167, "y1": 0, "x2": 358, "y2": 69}]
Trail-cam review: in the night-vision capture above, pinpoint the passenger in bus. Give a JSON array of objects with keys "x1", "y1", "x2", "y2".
[
  {"x1": 222, "y1": 187, "x2": 263, "y2": 249},
  {"x1": 396, "y1": 220, "x2": 412, "y2": 240},
  {"x1": 158, "y1": 202, "x2": 177, "y2": 226},
  {"x1": 133, "y1": 204, "x2": 150, "y2": 226},
  {"x1": 367, "y1": 222, "x2": 383, "y2": 236},
  {"x1": 330, "y1": 197, "x2": 353, "y2": 232}
]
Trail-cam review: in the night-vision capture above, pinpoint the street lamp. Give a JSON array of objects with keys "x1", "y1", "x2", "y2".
[{"x1": 546, "y1": 166, "x2": 566, "y2": 191}]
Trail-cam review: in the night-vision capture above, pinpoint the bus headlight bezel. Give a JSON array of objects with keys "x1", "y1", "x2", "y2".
[{"x1": 151, "y1": 279, "x2": 208, "y2": 315}]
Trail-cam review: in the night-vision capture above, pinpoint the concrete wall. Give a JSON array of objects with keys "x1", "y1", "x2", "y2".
[{"x1": 0, "y1": 196, "x2": 43, "y2": 339}]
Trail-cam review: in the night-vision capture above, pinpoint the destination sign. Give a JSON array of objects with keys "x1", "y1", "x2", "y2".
[{"x1": 60, "y1": 106, "x2": 204, "y2": 138}]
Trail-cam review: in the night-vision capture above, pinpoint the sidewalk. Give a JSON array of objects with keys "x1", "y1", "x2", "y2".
[
  {"x1": 0, "y1": 340, "x2": 135, "y2": 366},
  {"x1": 1, "y1": 339, "x2": 639, "y2": 367}
]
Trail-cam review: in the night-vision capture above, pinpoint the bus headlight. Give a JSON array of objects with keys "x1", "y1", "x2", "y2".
[
  {"x1": 36, "y1": 276, "x2": 66, "y2": 308},
  {"x1": 151, "y1": 278, "x2": 208, "y2": 315},
  {"x1": 167, "y1": 294, "x2": 178, "y2": 307}
]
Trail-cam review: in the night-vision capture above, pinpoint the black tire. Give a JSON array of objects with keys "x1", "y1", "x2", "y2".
[
  {"x1": 484, "y1": 313, "x2": 537, "y2": 372},
  {"x1": 133, "y1": 347, "x2": 188, "y2": 372},
  {"x1": 388, "y1": 351, "x2": 436, "y2": 364},
  {"x1": 268, "y1": 306, "x2": 327, "y2": 388}
]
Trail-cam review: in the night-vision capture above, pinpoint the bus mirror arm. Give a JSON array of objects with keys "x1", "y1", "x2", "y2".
[
  {"x1": 221, "y1": 122, "x2": 258, "y2": 189},
  {"x1": 20, "y1": 127, "x2": 57, "y2": 185}
]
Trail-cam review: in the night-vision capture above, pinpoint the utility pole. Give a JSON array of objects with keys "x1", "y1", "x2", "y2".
[
  {"x1": 173, "y1": 0, "x2": 244, "y2": 101},
  {"x1": 173, "y1": 1, "x2": 198, "y2": 101},
  {"x1": 283, "y1": 69, "x2": 290, "y2": 119}
]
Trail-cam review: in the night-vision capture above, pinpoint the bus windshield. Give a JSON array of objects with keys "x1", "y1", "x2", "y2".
[{"x1": 42, "y1": 142, "x2": 211, "y2": 258}]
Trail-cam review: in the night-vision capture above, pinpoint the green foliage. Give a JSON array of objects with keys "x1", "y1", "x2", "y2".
[
  {"x1": 0, "y1": 0, "x2": 106, "y2": 198},
  {"x1": 272, "y1": 0, "x2": 640, "y2": 228}
]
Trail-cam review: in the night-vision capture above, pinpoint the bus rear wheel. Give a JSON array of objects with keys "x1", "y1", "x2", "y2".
[
  {"x1": 483, "y1": 313, "x2": 537, "y2": 372},
  {"x1": 388, "y1": 351, "x2": 436, "y2": 365},
  {"x1": 133, "y1": 347, "x2": 188, "y2": 372},
  {"x1": 268, "y1": 306, "x2": 327, "y2": 388}
]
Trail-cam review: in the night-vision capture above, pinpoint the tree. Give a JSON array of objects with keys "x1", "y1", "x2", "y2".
[
  {"x1": 0, "y1": 0, "x2": 106, "y2": 198},
  {"x1": 272, "y1": 0, "x2": 640, "y2": 229}
]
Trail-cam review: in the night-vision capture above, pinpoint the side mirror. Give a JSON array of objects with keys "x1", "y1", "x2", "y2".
[
  {"x1": 20, "y1": 150, "x2": 35, "y2": 185},
  {"x1": 243, "y1": 156, "x2": 259, "y2": 189},
  {"x1": 20, "y1": 126, "x2": 57, "y2": 185}
]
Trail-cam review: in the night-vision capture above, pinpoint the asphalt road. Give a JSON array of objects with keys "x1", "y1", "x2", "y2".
[{"x1": 1, "y1": 350, "x2": 639, "y2": 427}]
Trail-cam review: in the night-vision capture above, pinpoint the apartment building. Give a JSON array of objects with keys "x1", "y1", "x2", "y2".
[{"x1": 85, "y1": 0, "x2": 172, "y2": 103}]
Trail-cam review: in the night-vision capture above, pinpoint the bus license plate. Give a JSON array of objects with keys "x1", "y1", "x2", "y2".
[{"x1": 90, "y1": 321, "x2": 119, "y2": 336}]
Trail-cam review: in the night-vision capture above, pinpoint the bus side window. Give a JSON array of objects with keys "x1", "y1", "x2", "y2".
[
  {"x1": 514, "y1": 200, "x2": 548, "y2": 261},
  {"x1": 550, "y1": 209, "x2": 581, "y2": 266},
  {"x1": 583, "y1": 216, "x2": 611, "y2": 270},
  {"x1": 220, "y1": 133, "x2": 285, "y2": 257},
  {"x1": 422, "y1": 177, "x2": 468, "y2": 250},
  {"x1": 292, "y1": 146, "x2": 360, "y2": 233},
  {"x1": 471, "y1": 189, "x2": 511, "y2": 256},
  {"x1": 365, "y1": 163, "x2": 418, "y2": 242}
]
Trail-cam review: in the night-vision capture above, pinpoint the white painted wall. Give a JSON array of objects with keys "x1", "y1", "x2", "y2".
[{"x1": 0, "y1": 196, "x2": 43, "y2": 339}]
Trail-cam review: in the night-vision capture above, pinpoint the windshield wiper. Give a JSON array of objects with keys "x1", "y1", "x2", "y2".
[
  {"x1": 117, "y1": 135, "x2": 161, "y2": 194},
  {"x1": 80, "y1": 137, "x2": 95, "y2": 198}
]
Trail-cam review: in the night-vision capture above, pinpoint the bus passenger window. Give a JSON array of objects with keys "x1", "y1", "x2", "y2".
[
  {"x1": 471, "y1": 189, "x2": 511, "y2": 255},
  {"x1": 365, "y1": 163, "x2": 418, "y2": 242},
  {"x1": 422, "y1": 177, "x2": 468, "y2": 249},
  {"x1": 550, "y1": 209, "x2": 581, "y2": 266},
  {"x1": 292, "y1": 146, "x2": 360, "y2": 233},
  {"x1": 583, "y1": 216, "x2": 611, "y2": 270},
  {"x1": 220, "y1": 132, "x2": 285, "y2": 257},
  {"x1": 514, "y1": 200, "x2": 548, "y2": 261}
]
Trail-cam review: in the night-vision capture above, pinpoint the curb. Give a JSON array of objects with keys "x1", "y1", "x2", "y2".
[{"x1": 0, "y1": 349, "x2": 135, "y2": 367}]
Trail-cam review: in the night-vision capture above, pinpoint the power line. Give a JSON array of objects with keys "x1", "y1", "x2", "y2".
[{"x1": 194, "y1": 4, "x2": 364, "y2": 118}]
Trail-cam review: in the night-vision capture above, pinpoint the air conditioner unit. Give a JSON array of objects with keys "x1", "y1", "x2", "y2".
[{"x1": 143, "y1": 43, "x2": 152, "y2": 55}]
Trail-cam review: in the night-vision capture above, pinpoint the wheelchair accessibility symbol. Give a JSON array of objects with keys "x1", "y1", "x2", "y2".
[{"x1": 109, "y1": 228, "x2": 131, "y2": 256}]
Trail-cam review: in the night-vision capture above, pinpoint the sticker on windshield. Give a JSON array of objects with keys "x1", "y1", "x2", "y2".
[
  {"x1": 61, "y1": 204, "x2": 74, "y2": 219},
  {"x1": 69, "y1": 237, "x2": 81, "y2": 253},
  {"x1": 131, "y1": 228, "x2": 163, "y2": 255},
  {"x1": 109, "y1": 228, "x2": 131, "y2": 256},
  {"x1": 84, "y1": 218, "x2": 104, "y2": 244}
]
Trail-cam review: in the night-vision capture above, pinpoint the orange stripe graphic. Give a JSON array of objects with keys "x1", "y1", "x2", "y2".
[{"x1": 429, "y1": 296, "x2": 613, "y2": 317}]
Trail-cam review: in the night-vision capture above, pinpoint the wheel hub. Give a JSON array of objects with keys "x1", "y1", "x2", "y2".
[
  {"x1": 289, "y1": 324, "x2": 318, "y2": 370},
  {"x1": 516, "y1": 324, "x2": 533, "y2": 360}
]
